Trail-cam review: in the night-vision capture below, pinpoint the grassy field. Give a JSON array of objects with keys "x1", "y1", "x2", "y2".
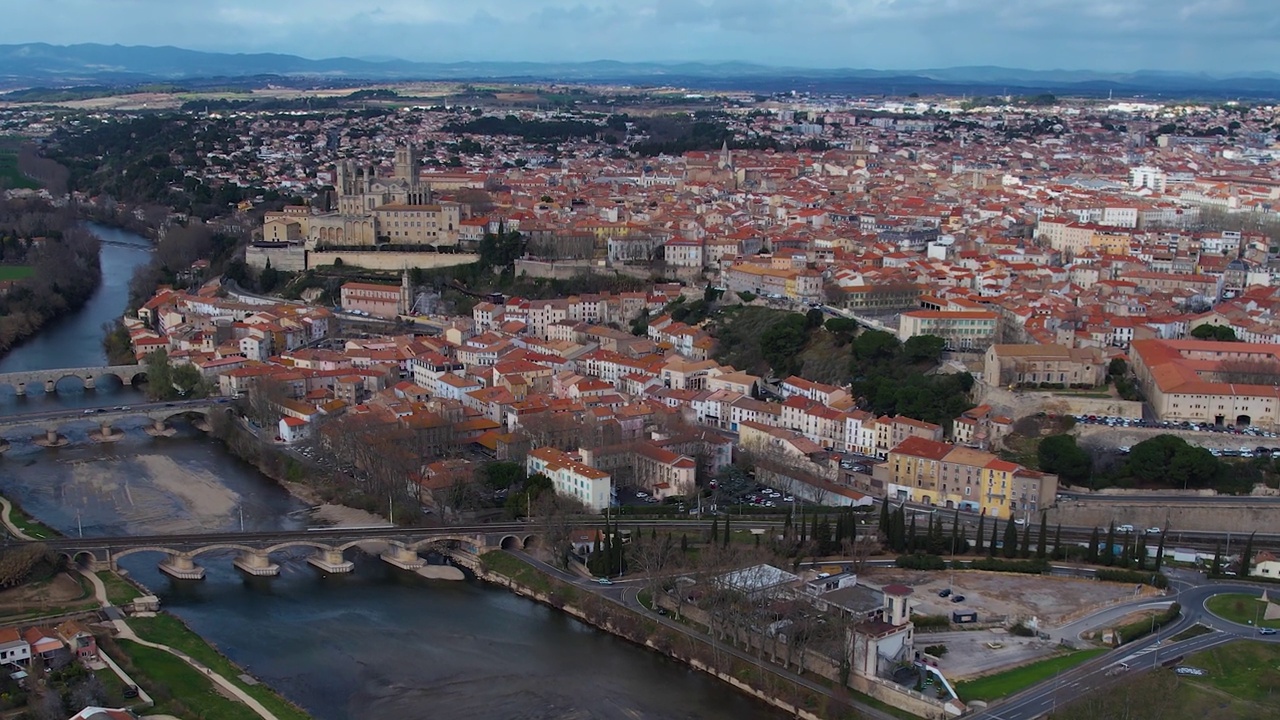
[
  {"x1": 116, "y1": 639, "x2": 261, "y2": 720},
  {"x1": 479, "y1": 550, "x2": 571, "y2": 598},
  {"x1": 1204, "y1": 593, "x2": 1280, "y2": 629},
  {"x1": 1168, "y1": 623, "x2": 1214, "y2": 642},
  {"x1": 128, "y1": 613, "x2": 312, "y2": 720},
  {"x1": 0, "y1": 151, "x2": 38, "y2": 190},
  {"x1": 955, "y1": 648, "x2": 1109, "y2": 702},
  {"x1": 101, "y1": 571, "x2": 143, "y2": 607},
  {"x1": 0, "y1": 265, "x2": 33, "y2": 281},
  {"x1": 1182, "y1": 640, "x2": 1280, "y2": 704},
  {"x1": 1, "y1": 495, "x2": 60, "y2": 540}
]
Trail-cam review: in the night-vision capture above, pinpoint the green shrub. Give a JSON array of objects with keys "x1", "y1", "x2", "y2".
[
  {"x1": 1116, "y1": 603, "x2": 1181, "y2": 644},
  {"x1": 896, "y1": 553, "x2": 948, "y2": 570},
  {"x1": 924, "y1": 644, "x2": 948, "y2": 657},
  {"x1": 1009, "y1": 623, "x2": 1036, "y2": 637},
  {"x1": 1095, "y1": 568, "x2": 1168, "y2": 589},
  {"x1": 967, "y1": 557, "x2": 1049, "y2": 575},
  {"x1": 912, "y1": 614, "x2": 951, "y2": 629}
]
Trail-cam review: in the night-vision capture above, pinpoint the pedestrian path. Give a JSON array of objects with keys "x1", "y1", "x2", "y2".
[
  {"x1": 81, "y1": 569, "x2": 279, "y2": 720},
  {"x1": 0, "y1": 495, "x2": 35, "y2": 540}
]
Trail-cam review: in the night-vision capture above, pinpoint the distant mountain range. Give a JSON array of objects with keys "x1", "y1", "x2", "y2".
[{"x1": 3, "y1": 43, "x2": 1280, "y2": 98}]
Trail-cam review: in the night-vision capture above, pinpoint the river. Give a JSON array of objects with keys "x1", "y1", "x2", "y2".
[
  {"x1": 0, "y1": 222, "x2": 149, "y2": 414},
  {"x1": 0, "y1": 225, "x2": 781, "y2": 720}
]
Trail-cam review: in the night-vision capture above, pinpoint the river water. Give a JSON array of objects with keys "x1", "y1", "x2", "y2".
[{"x1": 0, "y1": 225, "x2": 780, "y2": 720}]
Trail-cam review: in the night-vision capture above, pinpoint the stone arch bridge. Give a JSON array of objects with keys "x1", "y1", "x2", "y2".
[
  {"x1": 44, "y1": 525, "x2": 540, "y2": 579},
  {"x1": 0, "y1": 364, "x2": 150, "y2": 396},
  {"x1": 0, "y1": 401, "x2": 220, "y2": 447}
]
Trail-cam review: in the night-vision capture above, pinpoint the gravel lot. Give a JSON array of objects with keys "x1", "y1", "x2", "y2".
[{"x1": 915, "y1": 628, "x2": 1058, "y2": 681}]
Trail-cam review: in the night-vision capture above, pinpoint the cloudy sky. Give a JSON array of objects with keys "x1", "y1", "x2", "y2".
[{"x1": 7, "y1": 0, "x2": 1279, "y2": 73}]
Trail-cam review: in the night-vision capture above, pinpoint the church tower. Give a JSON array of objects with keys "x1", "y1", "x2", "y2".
[
  {"x1": 398, "y1": 269, "x2": 413, "y2": 316},
  {"x1": 394, "y1": 144, "x2": 419, "y2": 185}
]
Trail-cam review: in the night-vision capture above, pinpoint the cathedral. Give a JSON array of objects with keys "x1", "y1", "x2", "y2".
[{"x1": 265, "y1": 144, "x2": 467, "y2": 249}]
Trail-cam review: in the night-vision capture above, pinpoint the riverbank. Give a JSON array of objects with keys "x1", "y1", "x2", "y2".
[
  {"x1": 476, "y1": 551, "x2": 864, "y2": 720},
  {"x1": 208, "y1": 410, "x2": 393, "y2": 528}
]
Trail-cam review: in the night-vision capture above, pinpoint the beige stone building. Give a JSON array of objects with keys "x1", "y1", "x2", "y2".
[
  {"x1": 983, "y1": 344, "x2": 1106, "y2": 388},
  {"x1": 898, "y1": 310, "x2": 999, "y2": 350},
  {"x1": 1130, "y1": 338, "x2": 1280, "y2": 429}
]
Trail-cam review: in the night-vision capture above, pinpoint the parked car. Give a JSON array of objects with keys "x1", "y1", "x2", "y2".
[
  {"x1": 951, "y1": 595, "x2": 966, "y2": 603},
  {"x1": 938, "y1": 588, "x2": 952, "y2": 598},
  {"x1": 1260, "y1": 628, "x2": 1277, "y2": 636},
  {"x1": 1117, "y1": 524, "x2": 1135, "y2": 533},
  {"x1": 1145, "y1": 527, "x2": 1163, "y2": 534}
]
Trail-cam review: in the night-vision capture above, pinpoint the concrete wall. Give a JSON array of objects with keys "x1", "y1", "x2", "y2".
[
  {"x1": 979, "y1": 382, "x2": 1143, "y2": 420},
  {"x1": 309, "y1": 251, "x2": 480, "y2": 271},
  {"x1": 246, "y1": 244, "x2": 307, "y2": 272},
  {"x1": 1047, "y1": 497, "x2": 1280, "y2": 533}
]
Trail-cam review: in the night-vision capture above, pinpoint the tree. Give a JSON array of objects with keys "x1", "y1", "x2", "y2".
[
  {"x1": 1241, "y1": 531, "x2": 1256, "y2": 577},
  {"x1": 1036, "y1": 514, "x2": 1048, "y2": 559},
  {"x1": 1211, "y1": 542, "x2": 1223, "y2": 577},
  {"x1": 975, "y1": 510, "x2": 986, "y2": 555},
  {"x1": 722, "y1": 513, "x2": 731, "y2": 549},
  {"x1": 879, "y1": 500, "x2": 890, "y2": 536},
  {"x1": 1019, "y1": 521, "x2": 1031, "y2": 558},
  {"x1": 1002, "y1": 517, "x2": 1019, "y2": 558},
  {"x1": 805, "y1": 307, "x2": 824, "y2": 330},
  {"x1": 852, "y1": 329, "x2": 901, "y2": 365},
  {"x1": 1087, "y1": 527, "x2": 1100, "y2": 563},
  {"x1": 1190, "y1": 324, "x2": 1238, "y2": 342},
  {"x1": 988, "y1": 518, "x2": 999, "y2": 558},
  {"x1": 171, "y1": 362, "x2": 210, "y2": 398},
  {"x1": 1108, "y1": 358, "x2": 1128, "y2": 377},
  {"x1": 1102, "y1": 522, "x2": 1116, "y2": 566},
  {"x1": 710, "y1": 516, "x2": 719, "y2": 545},
  {"x1": 143, "y1": 348, "x2": 175, "y2": 401},
  {"x1": 1037, "y1": 434, "x2": 1091, "y2": 486},
  {"x1": 907, "y1": 513, "x2": 918, "y2": 554},
  {"x1": 903, "y1": 334, "x2": 946, "y2": 364},
  {"x1": 1154, "y1": 526, "x2": 1167, "y2": 571},
  {"x1": 1135, "y1": 532, "x2": 1148, "y2": 570}
]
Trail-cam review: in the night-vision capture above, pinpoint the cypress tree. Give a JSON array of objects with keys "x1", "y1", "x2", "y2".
[
  {"x1": 835, "y1": 512, "x2": 847, "y2": 546},
  {"x1": 810, "y1": 514, "x2": 819, "y2": 546},
  {"x1": 755, "y1": 533, "x2": 761, "y2": 548},
  {"x1": 1241, "y1": 532, "x2": 1256, "y2": 578},
  {"x1": 1153, "y1": 527, "x2": 1166, "y2": 571},
  {"x1": 784, "y1": 510, "x2": 793, "y2": 539},
  {"x1": 1019, "y1": 520, "x2": 1031, "y2": 559},
  {"x1": 908, "y1": 513, "x2": 919, "y2": 554},
  {"x1": 1002, "y1": 517, "x2": 1019, "y2": 559},
  {"x1": 651, "y1": 526, "x2": 657, "y2": 541},
  {"x1": 1121, "y1": 531, "x2": 1133, "y2": 568},
  {"x1": 681, "y1": 533, "x2": 688, "y2": 554},
  {"x1": 799, "y1": 512, "x2": 808, "y2": 544},
  {"x1": 879, "y1": 500, "x2": 891, "y2": 535},
  {"x1": 1052, "y1": 524, "x2": 1062, "y2": 561},
  {"x1": 1036, "y1": 514, "x2": 1048, "y2": 560},
  {"x1": 711, "y1": 516, "x2": 720, "y2": 544},
  {"x1": 891, "y1": 507, "x2": 906, "y2": 552},
  {"x1": 951, "y1": 509, "x2": 961, "y2": 554},
  {"x1": 975, "y1": 510, "x2": 986, "y2": 555},
  {"x1": 1103, "y1": 522, "x2": 1116, "y2": 566},
  {"x1": 723, "y1": 513, "x2": 731, "y2": 549},
  {"x1": 1211, "y1": 542, "x2": 1222, "y2": 577},
  {"x1": 1087, "y1": 527, "x2": 1100, "y2": 563},
  {"x1": 1136, "y1": 532, "x2": 1147, "y2": 570},
  {"x1": 988, "y1": 518, "x2": 999, "y2": 558}
]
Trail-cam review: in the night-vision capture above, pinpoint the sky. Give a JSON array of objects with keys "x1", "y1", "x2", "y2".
[{"x1": 5, "y1": 0, "x2": 1280, "y2": 73}]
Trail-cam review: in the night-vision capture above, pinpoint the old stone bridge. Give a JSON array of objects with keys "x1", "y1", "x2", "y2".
[
  {"x1": 0, "y1": 364, "x2": 150, "y2": 396},
  {"x1": 42, "y1": 524, "x2": 541, "y2": 579},
  {"x1": 0, "y1": 399, "x2": 220, "y2": 448}
]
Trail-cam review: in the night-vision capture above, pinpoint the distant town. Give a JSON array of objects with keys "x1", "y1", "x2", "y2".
[{"x1": 2, "y1": 80, "x2": 1280, "y2": 720}]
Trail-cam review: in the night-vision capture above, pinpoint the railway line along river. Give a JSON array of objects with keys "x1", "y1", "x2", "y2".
[{"x1": 0, "y1": 224, "x2": 780, "y2": 720}]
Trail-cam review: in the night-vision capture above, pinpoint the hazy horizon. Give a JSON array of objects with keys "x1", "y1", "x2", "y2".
[{"x1": 3, "y1": 0, "x2": 1277, "y2": 75}]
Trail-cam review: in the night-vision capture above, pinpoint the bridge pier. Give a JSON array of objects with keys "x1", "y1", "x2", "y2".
[
  {"x1": 233, "y1": 551, "x2": 280, "y2": 577},
  {"x1": 158, "y1": 553, "x2": 205, "y2": 580},
  {"x1": 34, "y1": 428, "x2": 68, "y2": 448},
  {"x1": 14, "y1": 382, "x2": 24, "y2": 397},
  {"x1": 89, "y1": 422, "x2": 123, "y2": 443},
  {"x1": 84, "y1": 376, "x2": 95, "y2": 390},
  {"x1": 44, "y1": 380, "x2": 55, "y2": 393},
  {"x1": 0, "y1": 439, "x2": 8, "y2": 454},
  {"x1": 307, "y1": 548, "x2": 354, "y2": 574},
  {"x1": 145, "y1": 419, "x2": 176, "y2": 438},
  {"x1": 380, "y1": 545, "x2": 424, "y2": 570}
]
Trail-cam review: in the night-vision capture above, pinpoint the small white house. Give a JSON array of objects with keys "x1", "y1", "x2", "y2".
[
  {"x1": 0, "y1": 629, "x2": 31, "y2": 667},
  {"x1": 278, "y1": 416, "x2": 311, "y2": 444}
]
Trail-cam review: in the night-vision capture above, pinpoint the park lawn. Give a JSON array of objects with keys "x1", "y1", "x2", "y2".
[
  {"x1": 0, "y1": 153, "x2": 38, "y2": 190},
  {"x1": 128, "y1": 614, "x2": 312, "y2": 720},
  {"x1": 1204, "y1": 593, "x2": 1280, "y2": 629},
  {"x1": 956, "y1": 648, "x2": 1109, "y2": 702},
  {"x1": 1182, "y1": 640, "x2": 1280, "y2": 704},
  {"x1": 0, "y1": 265, "x2": 33, "y2": 281},
  {"x1": 116, "y1": 639, "x2": 262, "y2": 720},
  {"x1": 1, "y1": 495, "x2": 60, "y2": 539},
  {"x1": 101, "y1": 571, "x2": 144, "y2": 607}
]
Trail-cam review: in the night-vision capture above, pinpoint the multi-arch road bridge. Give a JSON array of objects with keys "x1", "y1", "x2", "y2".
[
  {"x1": 0, "y1": 399, "x2": 220, "y2": 448},
  {"x1": 42, "y1": 524, "x2": 543, "y2": 579}
]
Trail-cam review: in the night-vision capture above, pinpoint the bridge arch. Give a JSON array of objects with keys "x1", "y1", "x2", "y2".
[
  {"x1": 54, "y1": 374, "x2": 91, "y2": 391},
  {"x1": 261, "y1": 541, "x2": 336, "y2": 555},
  {"x1": 499, "y1": 535, "x2": 521, "y2": 550}
]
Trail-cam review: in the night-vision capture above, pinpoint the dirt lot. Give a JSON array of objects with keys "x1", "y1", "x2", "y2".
[
  {"x1": 0, "y1": 572, "x2": 90, "y2": 614},
  {"x1": 916, "y1": 628, "x2": 1058, "y2": 681},
  {"x1": 861, "y1": 568, "x2": 1148, "y2": 627}
]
